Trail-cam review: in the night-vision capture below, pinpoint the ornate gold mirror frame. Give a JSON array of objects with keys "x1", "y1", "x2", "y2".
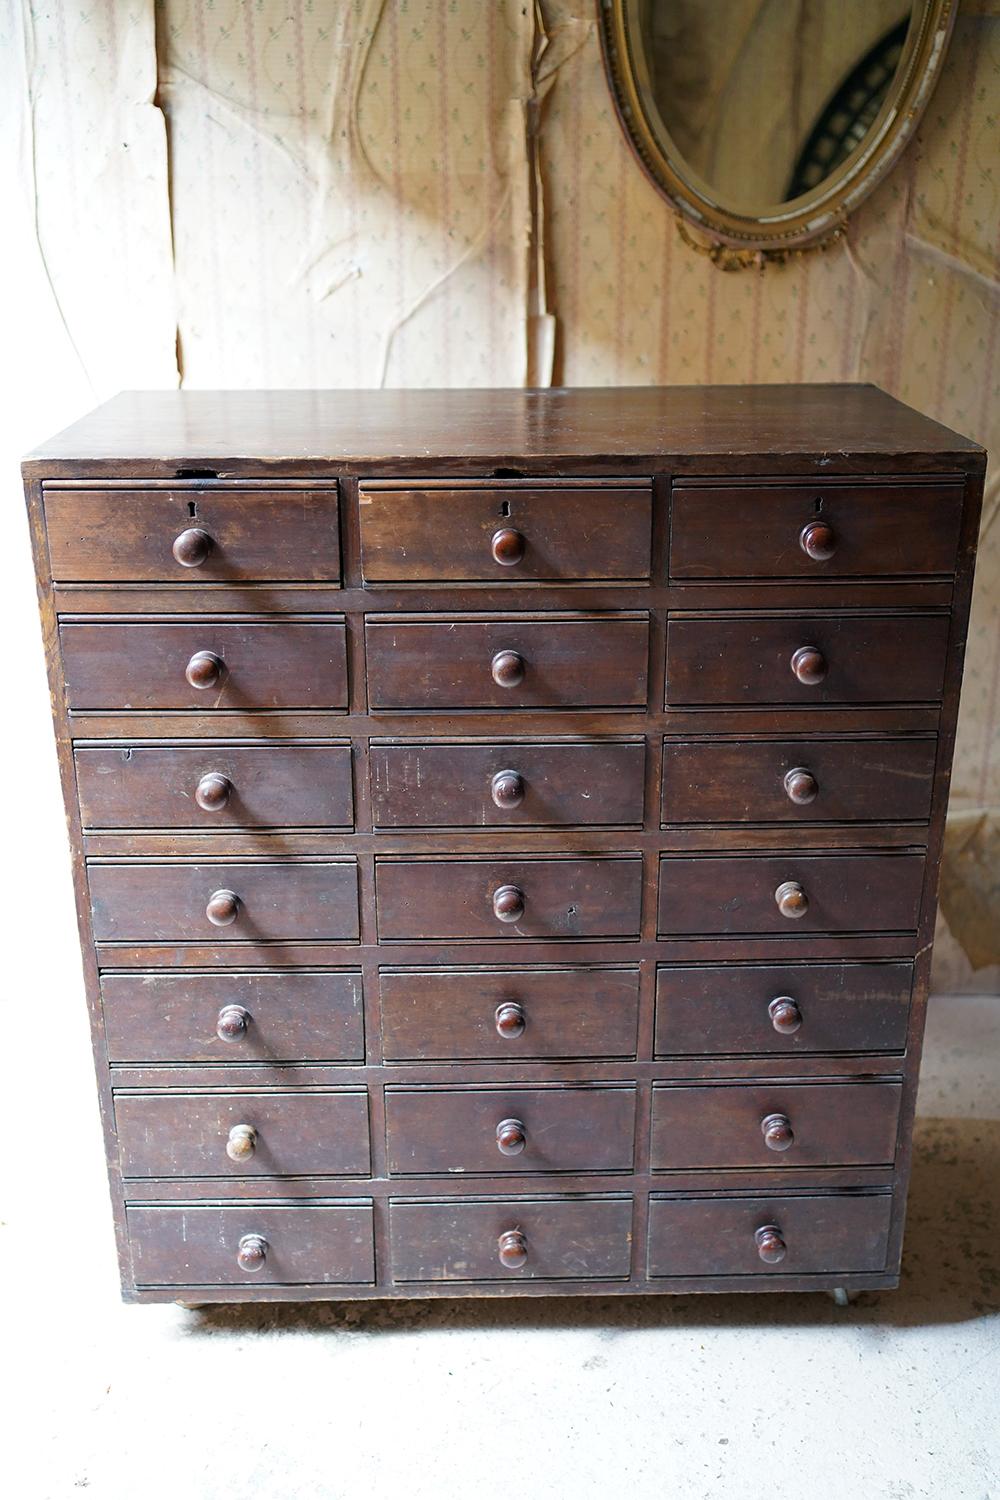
[{"x1": 598, "y1": 0, "x2": 958, "y2": 267}]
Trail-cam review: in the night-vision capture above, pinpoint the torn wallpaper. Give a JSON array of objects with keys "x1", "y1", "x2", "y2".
[{"x1": 3, "y1": 0, "x2": 997, "y2": 985}]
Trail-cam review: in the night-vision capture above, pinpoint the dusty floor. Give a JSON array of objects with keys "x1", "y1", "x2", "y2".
[{"x1": 5, "y1": 994, "x2": 998, "y2": 1500}]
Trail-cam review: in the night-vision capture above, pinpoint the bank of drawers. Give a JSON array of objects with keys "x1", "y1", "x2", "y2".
[{"x1": 45, "y1": 468, "x2": 964, "y2": 1296}]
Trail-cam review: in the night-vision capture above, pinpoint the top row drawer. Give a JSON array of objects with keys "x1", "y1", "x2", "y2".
[{"x1": 42, "y1": 479, "x2": 963, "y2": 585}]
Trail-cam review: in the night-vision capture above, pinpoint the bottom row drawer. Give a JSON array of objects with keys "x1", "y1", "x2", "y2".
[{"x1": 126, "y1": 1191, "x2": 892, "y2": 1287}]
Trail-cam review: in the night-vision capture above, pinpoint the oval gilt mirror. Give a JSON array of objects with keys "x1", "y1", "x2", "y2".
[{"x1": 599, "y1": 0, "x2": 957, "y2": 263}]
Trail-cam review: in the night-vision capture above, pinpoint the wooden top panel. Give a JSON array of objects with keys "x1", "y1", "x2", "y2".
[{"x1": 23, "y1": 385, "x2": 983, "y2": 479}]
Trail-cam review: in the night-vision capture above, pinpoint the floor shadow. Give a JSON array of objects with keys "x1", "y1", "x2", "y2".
[{"x1": 181, "y1": 1116, "x2": 1000, "y2": 1339}]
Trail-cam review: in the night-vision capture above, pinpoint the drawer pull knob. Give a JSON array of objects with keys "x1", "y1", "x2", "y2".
[
  {"x1": 226, "y1": 1123, "x2": 257, "y2": 1162},
  {"x1": 185, "y1": 650, "x2": 224, "y2": 690},
  {"x1": 491, "y1": 649, "x2": 525, "y2": 688},
  {"x1": 491, "y1": 527, "x2": 526, "y2": 566},
  {"x1": 768, "y1": 996, "x2": 803, "y2": 1035},
  {"x1": 761, "y1": 1112, "x2": 795, "y2": 1152},
  {"x1": 493, "y1": 884, "x2": 525, "y2": 923},
  {"x1": 495, "y1": 1001, "x2": 526, "y2": 1039},
  {"x1": 206, "y1": 888, "x2": 240, "y2": 927},
  {"x1": 790, "y1": 645, "x2": 827, "y2": 685},
  {"x1": 783, "y1": 767, "x2": 818, "y2": 805},
  {"x1": 491, "y1": 769, "x2": 525, "y2": 809},
  {"x1": 237, "y1": 1233, "x2": 268, "y2": 1272},
  {"x1": 195, "y1": 772, "x2": 232, "y2": 812},
  {"x1": 754, "y1": 1224, "x2": 787, "y2": 1264},
  {"x1": 216, "y1": 1004, "x2": 252, "y2": 1041},
  {"x1": 172, "y1": 527, "x2": 213, "y2": 567},
  {"x1": 799, "y1": 519, "x2": 836, "y2": 561},
  {"x1": 774, "y1": 880, "x2": 809, "y2": 920},
  {"x1": 496, "y1": 1117, "x2": 526, "y2": 1156},
  {"x1": 497, "y1": 1228, "x2": 528, "y2": 1268}
]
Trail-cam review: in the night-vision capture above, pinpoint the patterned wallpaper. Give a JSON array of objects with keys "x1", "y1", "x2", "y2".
[{"x1": 6, "y1": 0, "x2": 997, "y2": 981}]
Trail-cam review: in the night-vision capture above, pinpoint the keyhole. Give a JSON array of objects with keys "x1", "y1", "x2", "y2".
[
  {"x1": 814, "y1": 496, "x2": 823, "y2": 513},
  {"x1": 188, "y1": 500, "x2": 198, "y2": 518},
  {"x1": 500, "y1": 499, "x2": 511, "y2": 518}
]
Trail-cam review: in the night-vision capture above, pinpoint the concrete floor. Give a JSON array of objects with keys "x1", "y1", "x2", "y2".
[{"x1": 5, "y1": 994, "x2": 999, "y2": 1500}]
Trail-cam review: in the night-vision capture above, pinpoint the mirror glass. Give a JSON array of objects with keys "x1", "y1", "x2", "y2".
[{"x1": 632, "y1": 0, "x2": 913, "y2": 214}]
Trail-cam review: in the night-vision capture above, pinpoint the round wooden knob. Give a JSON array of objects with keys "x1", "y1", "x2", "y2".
[
  {"x1": 491, "y1": 528, "x2": 526, "y2": 566},
  {"x1": 237, "y1": 1233, "x2": 268, "y2": 1272},
  {"x1": 754, "y1": 1224, "x2": 787, "y2": 1264},
  {"x1": 493, "y1": 884, "x2": 525, "y2": 923},
  {"x1": 226, "y1": 1123, "x2": 257, "y2": 1162},
  {"x1": 761, "y1": 1112, "x2": 795, "y2": 1152},
  {"x1": 774, "y1": 880, "x2": 809, "y2": 920},
  {"x1": 491, "y1": 770, "x2": 525, "y2": 809},
  {"x1": 790, "y1": 645, "x2": 827, "y2": 685},
  {"x1": 216, "y1": 1004, "x2": 251, "y2": 1041},
  {"x1": 172, "y1": 527, "x2": 213, "y2": 567},
  {"x1": 195, "y1": 772, "x2": 232, "y2": 812},
  {"x1": 185, "y1": 650, "x2": 224, "y2": 690},
  {"x1": 496, "y1": 1117, "x2": 526, "y2": 1156},
  {"x1": 783, "y1": 767, "x2": 818, "y2": 805},
  {"x1": 768, "y1": 996, "x2": 803, "y2": 1035},
  {"x1": 206, "y1": 888, "x2": 240, "y2": 926},
  {"x1": 495, "y1": 1001, "x2": 526, "y2": 1039},
  {"x1": 498, "y1": 1229, "x2": 528, "y2": 1269},
  {"x1": 799, "y1": 519, "x2": 836, "y2": 561},
  {"x1": 491, "y1": 649, "x2": 525, "y2": 688}
]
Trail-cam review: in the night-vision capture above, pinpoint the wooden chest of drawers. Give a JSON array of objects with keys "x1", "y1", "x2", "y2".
[{"x1": 23, "y1": 385, "x2": 984, "y2": 1303}]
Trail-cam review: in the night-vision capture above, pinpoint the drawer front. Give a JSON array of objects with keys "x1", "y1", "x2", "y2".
[
  {"x1": 655, "y1": 962, "x2": 913, "y2": 1057},
  {"x1": 661, "y1": 737, "x2": 936, "y2": 825},
  {"x1": 358, "y1": 482, "x2": 651, "y2": 581},
  {"x1": 389, "y1": 1196, "x2": 633, "y2": 1281},
  {"x1": 650, "y1": 1082, "x2": 902, "y2": 1169},
  {"x1": 60, "y1": 619, "x2": 348, "y2": 712},
  {"x1": 89, "y1": 861, "x2": 360, "y2": 943},
  {"x1": 647, "y1": 1192, "x2": 892, "y2": 1277},
  {"x1": 371, "y1": 739, "x2": 645, "y2": 829},
  {"x1": 365, "y1": 614, "x2": 649, "y2": 710},
  {"x1": 127, "y1": 1202, "x2": 374, "y2": 1286},
  {"x1": 376, "y1": 856, "x2": 643, "y2": 941},
  {"x1": 115, "y1": 1089, "x2": 371, "y2": 1178},
  {"x1": 380, "y1": 966, "x2": 640, "y2": 1061},
  {"x1": 44, "y1": 487, "x2": 341, "y2": 583},
  {"x1": 103, "y1": 971, "x2": 364, "y2": 1063},
  {"x1": 665, "y1": 613, "x2": 950, "y2": 705},
  {"x1": 385, "y1": 1086, "x2": 636, "y2": 1174},
  {"x1": 669, "y1": 480, "x2": 962, "y2": 579},
  {"x1": 658, "y1": 853, "x2": 925, "y2": 937},
  {"x1": 75, "y1": 742, "x2": 354, "y2": 830}
]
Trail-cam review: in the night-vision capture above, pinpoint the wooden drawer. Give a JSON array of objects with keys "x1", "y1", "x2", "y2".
[
  {"x1": 44, "y1": 487, "x2": 341, "y2": 583},
  {"x1": 655, "y1": 962, "x2": 913, "y2": 1057},
  {"x1": 115, "y1": 1089, "x2": 371, "y2": 1178},
  {"x1": 60, "y1": 618, "x2": 348, "y2": 712},
  {"x1": 365, "y1": 613, "x2": 649, "y2": 710},
  {"x1": 658, "y1": 853, "x2": 925, "y2": 937},
  {"x1": 75, "y1": 741, "x2": 354, "y2": 830},
  {"x1": 370, "y1": 738, "x2": 645, "y2": 829},
  {"x1": 358, "y1": 480, "x2": 651, "y2": 581},
  {"x1": 385, "y1": 1085, "x2": 636, "y2": 1174},
  {"x1": 647, "y1": 1192, "x2": 892, "y2": 1277},
  {"x1": 376, "y1": 855, "x2": 643, "y2": 941},
  {"x1": 89, "y1": 860, "x2": 360, "y2": 943},
  {"x1": 380, "y1": 966, "x2": 640, "y2": 1061},
  {"x1": 127, "y1": 1202, "x2": 374, "y2": 1286},
  {"x1": 661, "y1": 737, "x2": 936, "y2": 825},
  {"x1": 103, "y1": 971, "x2": 364, "y2": 1063},
  {"x1": 389, "y1": 1196, "x2": 633, "y2": 1281},
  {"x1": 650, "y1": 1082, "x2": 902, "y2": 1170},
  {"x1": 665, "y1": 613, "x2": 950, "y2": 706},
  {"x1": 669, "y1": 480, "x2": 963, "y2": 579}
]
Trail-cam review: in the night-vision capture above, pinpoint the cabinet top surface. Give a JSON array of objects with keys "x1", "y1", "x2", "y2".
[{"x1": 23, "y1": 384, "x2": 982, "y2": 474}]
